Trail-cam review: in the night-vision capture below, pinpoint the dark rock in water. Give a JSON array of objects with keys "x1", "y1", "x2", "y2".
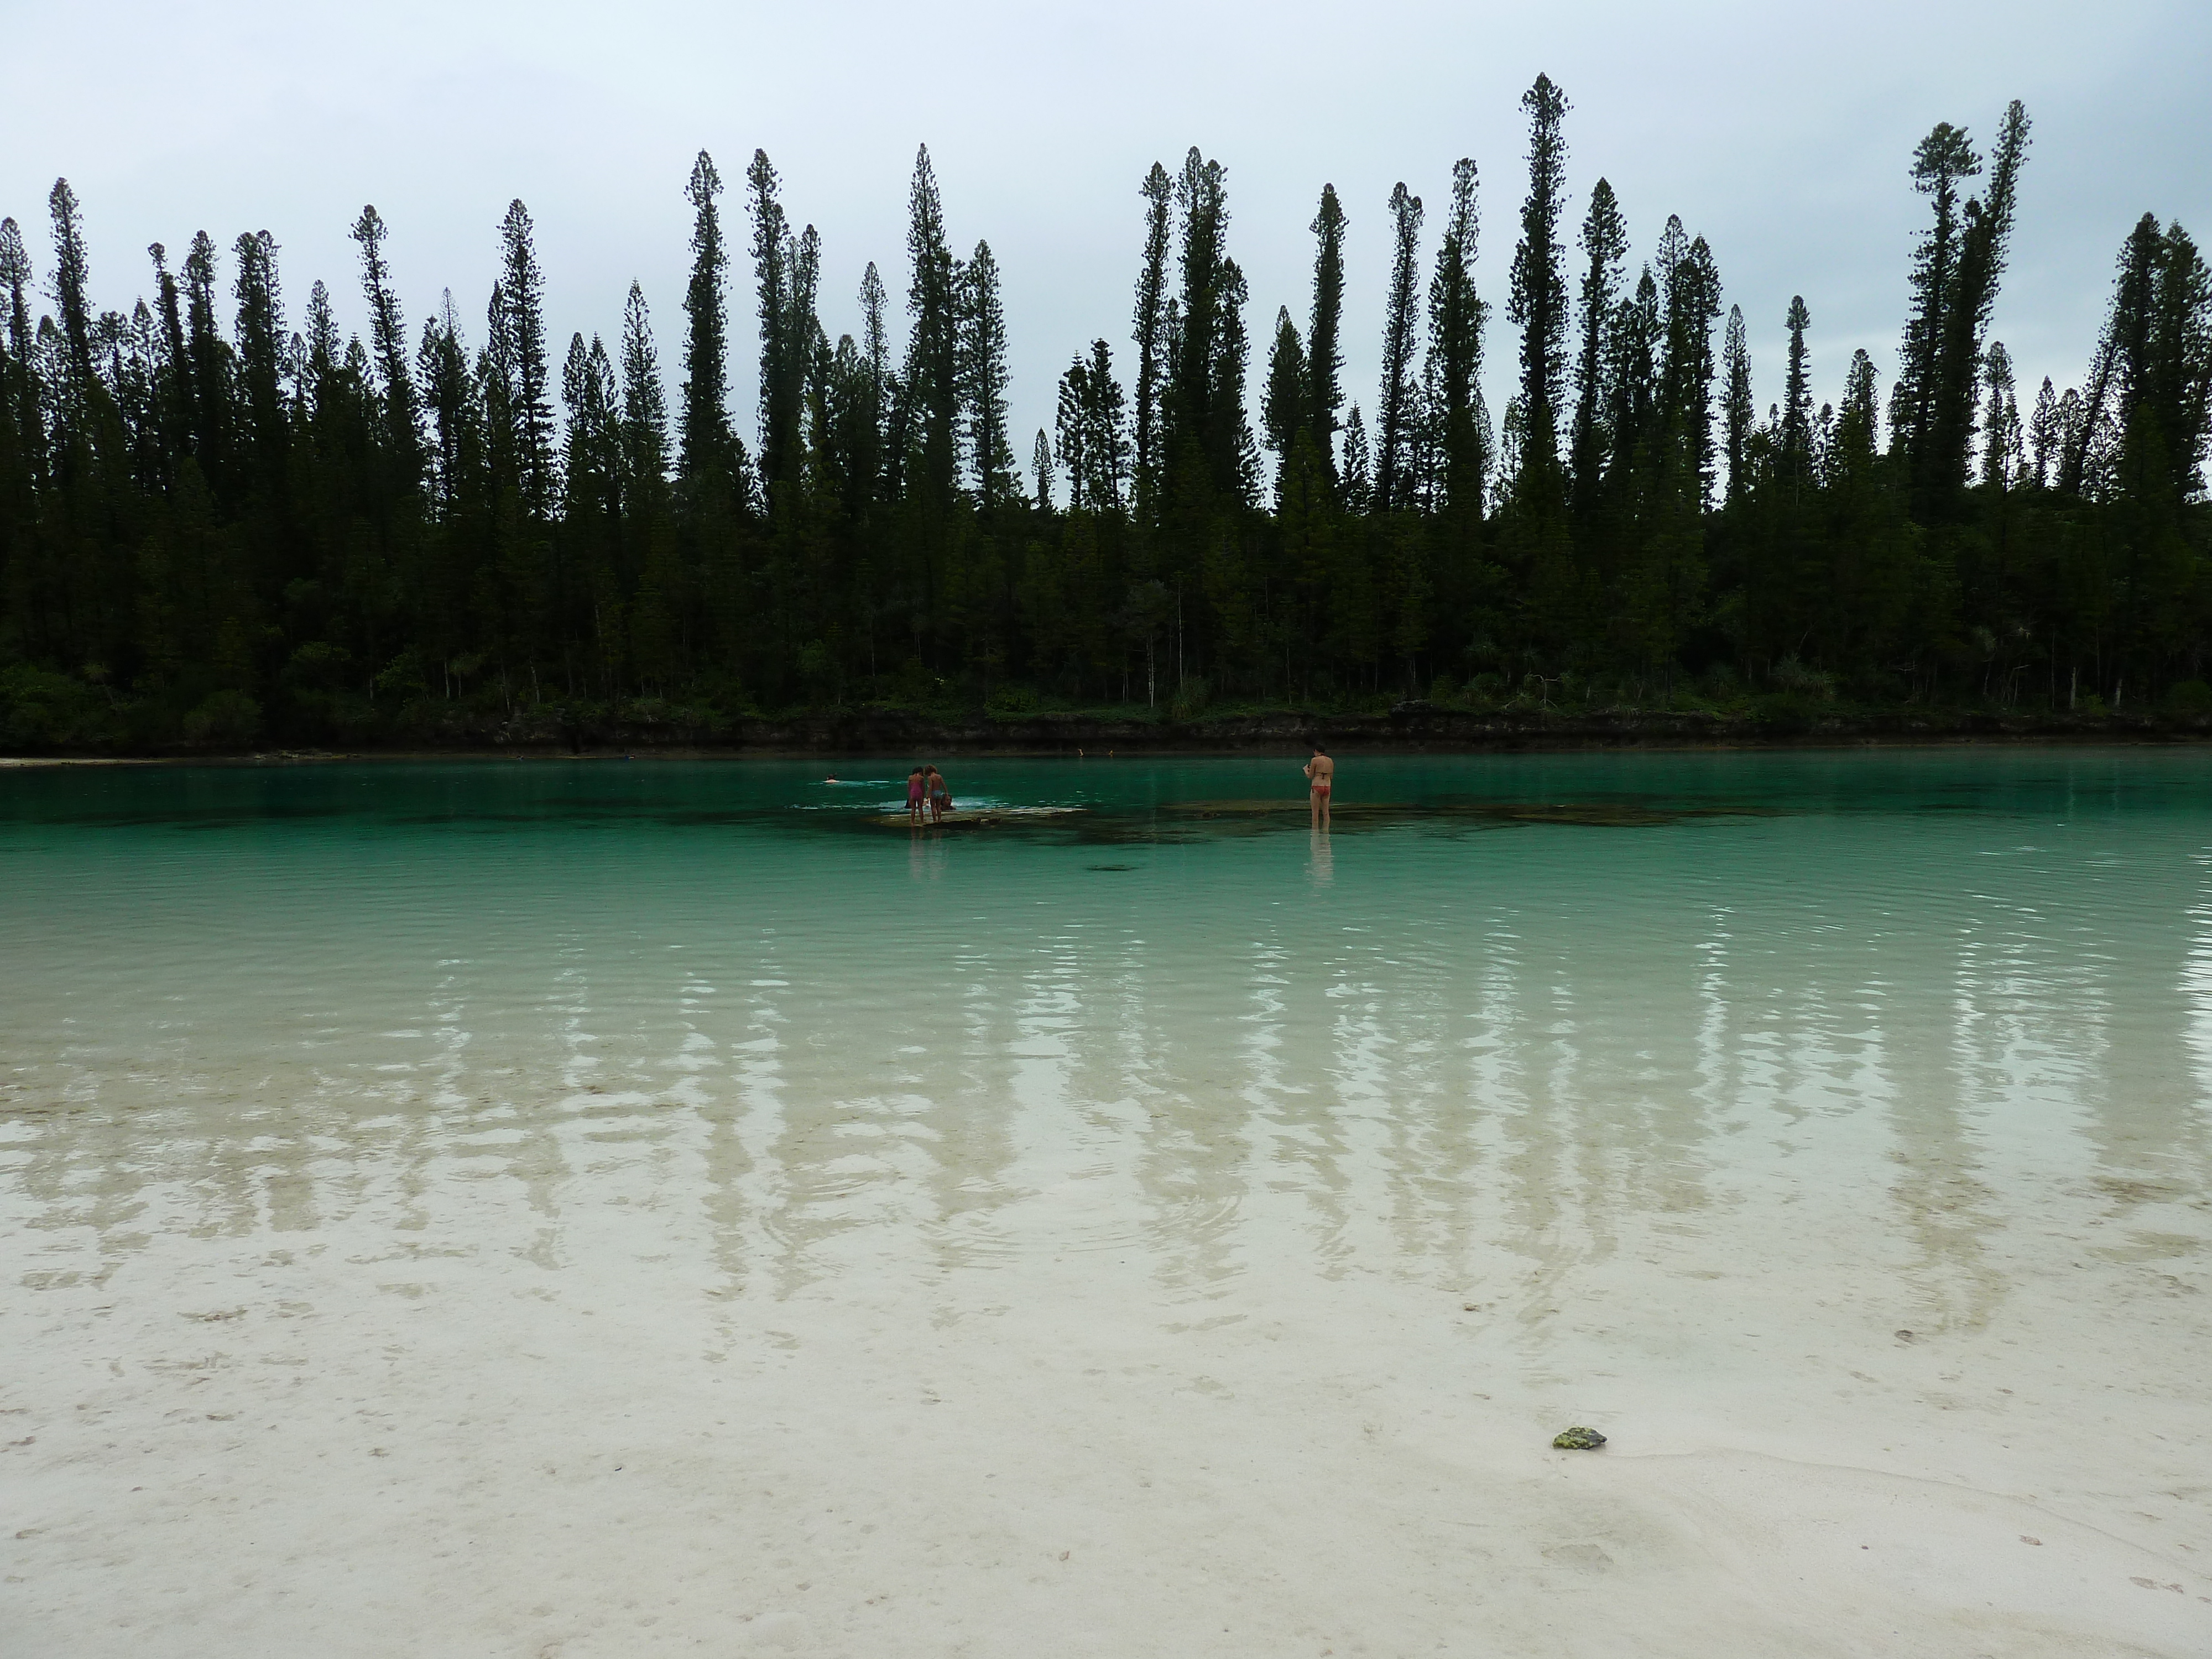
[{"x1": 1552, "y1": 1426, "x2": 1607, "y2": 1451}]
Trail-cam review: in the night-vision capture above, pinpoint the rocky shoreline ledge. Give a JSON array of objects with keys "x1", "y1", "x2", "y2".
[{"x1": 9, "y1": 701, "x2": 2212, "y2": 761}]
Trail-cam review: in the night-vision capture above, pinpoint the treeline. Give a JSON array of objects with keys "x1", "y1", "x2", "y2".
[{"x1": 2, "y1": 77, "x2": 2209, "y2": 749}]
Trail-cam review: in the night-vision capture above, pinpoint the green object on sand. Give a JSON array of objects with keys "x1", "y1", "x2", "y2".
[{"x1": 1552, "y1": 1426, "x2": 1606, "y2": 1451}]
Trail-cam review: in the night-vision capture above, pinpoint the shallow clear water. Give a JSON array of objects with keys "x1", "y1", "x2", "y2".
[
  {"x1": 6, "y1": 749, "x2": 2209, "y2": 1286},
  {"x1": 4, "y1": 749, "x2": 2210, "y2": 1655}
]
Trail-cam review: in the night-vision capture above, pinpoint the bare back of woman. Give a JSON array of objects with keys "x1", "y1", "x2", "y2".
[{"x1": 1305, "y1": 744, "x2": 1334, "y2": 829}]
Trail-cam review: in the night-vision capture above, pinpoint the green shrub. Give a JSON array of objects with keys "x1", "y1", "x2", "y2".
[
  {"x1": 796, "y1": 641, "x2": 836, "y2": 701},
  {"x1": 690, "y1": 673, "x2": 757, "y2": 718},
  {"x1": 0, "y1": 665, "x2": 121, "y2": 749},
  {"x1": 1770, "y1": 655, "x2": 1835, "y2": 700},
  {"x1": 373, "y1": 650, "x2": 427, "y2": 699},
  {"x1": 282, "y1": 641, "x2": 354, "y2": 690},
  {"x1": 1168, "y1": 677, "x2": 1212, "y2": 722},
  {"x1": 181, "y1": 689, "x2": 262, "y2": 747},
  {"x1": 2165, "y1": 679, "x2": 2212, "y2": 714}
]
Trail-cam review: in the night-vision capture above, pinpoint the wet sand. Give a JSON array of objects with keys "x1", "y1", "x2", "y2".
[{"x1": 6, "y1": 1074, "x2": 2206, "y2": 1657}]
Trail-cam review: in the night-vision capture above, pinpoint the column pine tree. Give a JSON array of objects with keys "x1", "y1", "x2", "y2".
[
  {"x1": 679, "y1": 152, "x2": 733, "y2": 485},
  {"x1": 1306, "y1": 184, "x2": 1349, "y2": 487},
  {"x1": 1374, "y1": 182, "x2": 1425, "y2": 512}
]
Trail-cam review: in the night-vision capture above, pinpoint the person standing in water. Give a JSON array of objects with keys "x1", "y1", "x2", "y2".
[
  {"x1": 1305, "y1": 742, "x2": 1334, "y2": 830},
  {"x1": 906, "y1": 766, "x2": 927, "y2": 826},
  {"x1": 927, "y1": 765, "x2": 952, "y2": 823}
]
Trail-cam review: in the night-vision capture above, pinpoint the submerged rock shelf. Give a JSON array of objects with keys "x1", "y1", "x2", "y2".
[
  {"x1": 858, "y1": 797, "x2": 1781, "y2": 838},
  {"x1": 1158, "y1": 797, "x2": 1778, "y2": 830},
  {"x1": 862, "y1": 805, "x2": 1090, "y2": 830}
]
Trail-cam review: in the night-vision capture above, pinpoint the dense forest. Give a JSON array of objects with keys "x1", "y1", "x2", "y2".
[{"x1": 2, "y1": 77, "x2": 2209, "y2": 750}]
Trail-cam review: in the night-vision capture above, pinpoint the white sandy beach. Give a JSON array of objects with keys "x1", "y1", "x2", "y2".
[{"x1": 4, "y1": 1072, "x2": 2207, "y2": 1658}]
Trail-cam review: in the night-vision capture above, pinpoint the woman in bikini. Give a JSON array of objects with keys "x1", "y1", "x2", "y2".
[
  {"x1": 906, "y1": 765, "x2": 927, "y2": 825},
  {"x1": 1305, "y1": 743, "x2": 1334, "y2": 830}
]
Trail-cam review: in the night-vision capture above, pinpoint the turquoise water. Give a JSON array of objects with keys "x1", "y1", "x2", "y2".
[
  {"x1": 6, "y1": 744, "x2": 2210, "y2": 1307},
  {"x1": 5, "y1": 748, "x2": 2211, "y2": 1655},
  {"x1": 6, "y1": 749, "x2": 2210, "y2": 1272}
]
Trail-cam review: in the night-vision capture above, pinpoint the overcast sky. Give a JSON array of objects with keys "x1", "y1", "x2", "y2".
[{"x1": 5, "y1": 0, "x2": 2207, "y2": 484}]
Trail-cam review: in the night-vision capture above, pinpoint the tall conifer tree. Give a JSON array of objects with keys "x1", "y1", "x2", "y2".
[
  {"x1": 1779, "y1": 295, "x2": 1814, "y2": 485},
  {"x1": 854, "y1": 262, "x2": 891, "y2": 503},
  {"x1": 679, "y1": 152, "x2": 733, "y2": 483},
  {"x1": 230, "y1": 229, "x2": 289, "y2": 497},
  {"x1": 619, "y1": 283, "x2": 669, "y2": 486},
  {"x1": 0, "y1": 217, "x2": 34, "y2": 644},
  {"x1": 901, "y1": 145, "x2": 961, "y2": 510},
  {"x1": 0, "y1": 218, "x2": 31, "y2": 366},
  {"x1": 351, "y1": 206, "x2": 420, "y2": 474},
  {"x1": 1031, "y1": 429, "x2": 1053, "y2": 511},
  {"x1": 1212, "y1": 258, "x2": 1259, "y2": 509},
  {"x1": 417, "y1": 291, "x2": 474, "y2": 515},
  {"x1": 1505, "y1": 73, "x2": 1577, "y2": 659},
  {"x1": 496, "y1": 200, "x2": 555, "y2": 514},
  {"x1": 1605, "y1": 268, "x2": 1660, "y2": 484},
  {"x1": 1928, "y1": 101, "x2": 2031, "y2": 511},
  {"x1": 745, "y1": 150, "x2": 799, "y2": 495},
  {"x1": 1423, "y1": 159, "x2": 1485, "y2": 515},
  {"x1": 1341, "y1": 404, "x2": 1372, "y2": 515},
  {"x1": 961, "y1": 240, "x2": 1016, "y2": 506},
  {"x1": 1375, "y1": 182, "x2": 1425, "y2": 512},
  {"x1": 1507, "y1": 75, "x2": 1572, "y2": 483},
  {"x1": 1131, "y1": 163, "x2": 1173, "y2": 515},
  {"x1": 143, "y1": 242, "x2": 194, "y2": 462},
  {"x1": 1161, "y1": 149, "x2": 1249, "y2": 507},
  {"x1": 1895, "y1": 102, "x2": 2030, "y2": 518},
  {"x1": 1979, "y1": 341, "x2": 2022, "y2": 488},
  {"x1": 1895, "y1": 123, "x2": 1978, "y2": 465},
  {"x1": 1306, "y1": 184, "x2": 1348, "y2": 487},
  {"x1": 1056, "y1": 341, "x2": 1128, "y2": 514},
  {"x1": 1569, "y1": 178, "x2": 1626, "y2": 510},
  {"x1": 43, "y1": 180, "x2": 98, "y2": 425},
  {"x1": 181, "y1": 231, "x2": 232, "y2": 483},
  {"x1": 1721, "y1": 304, "x2": 1753, "y2": 503},
  {"x1": 2141, "y1": 222, "x2": 2211, "y2": 501},
  {"x1": 2027, "y1": 375, "x2": 2058, "y2": 488},
  {"x1": 616, "y1": 280, "x2": 681, "y2": 681},
  {"x1": 1665, "y1": 236, "x2": 1723, "y2": 503},
  {"x1": 1053, "y1": 354, "x2": 1091, "y2": 513},
  {"x1": 484, "y1": 277, "x2": 520, "y2": 497},
  {"x1": 1262, "y1": 308, "x2": 1308, "y2": 482}
]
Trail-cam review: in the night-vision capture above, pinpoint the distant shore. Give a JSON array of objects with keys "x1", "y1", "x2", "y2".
[{"x1": 6, "y1": 702, "x2": 2212, "y2": 764}]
